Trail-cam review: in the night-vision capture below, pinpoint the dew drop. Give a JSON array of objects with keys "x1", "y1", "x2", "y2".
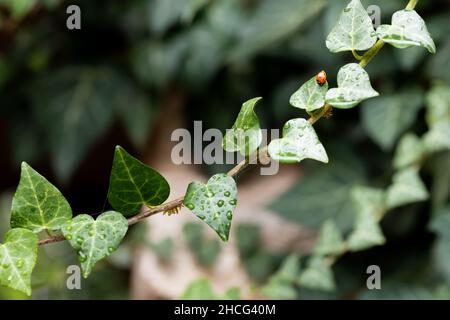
[
  {"x1": 214, "y1": 213, "x2": 220, "y2": 220},
  {"x1": 198, "y1": 214, "x2": 206, "y2": 220},
  {"x1": 224, "y1": 191, "x2": 231, "y2": 197},
  {"x1": 226, "y1": 211, "x2": 233, "y2": 220},
  {"x1": 229, "y1": 199, "x2": 237, "y2": 205},
  {"x1": 66, "y1": 234, "x2": 73, "y2": 240},
  {"x1": 108, "y1": 247, "x2": 115, "y2": 253},
  {"x1": 217, "y1": 200, "x2": 224, "y2": 207},
  {"x1": 186, "y1": 203, "x2": 195, "y2": 210},
  {"x1": 76, "y1": 237, "x2": 83, "y2": 245},
  {"x1": 16, "y1": 260, "x2": 23, "y2": 268}
]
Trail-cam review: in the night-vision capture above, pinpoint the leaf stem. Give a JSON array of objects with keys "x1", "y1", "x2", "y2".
[
  {"x1": 352, "y1": 50, "x2": 364, "y2": 61},
  {"x1": 38, "y1": 0, "x2": 421, "y2": 247}
]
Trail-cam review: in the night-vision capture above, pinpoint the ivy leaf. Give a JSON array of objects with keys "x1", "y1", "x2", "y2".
[
  {"x1": 325, "y1": 63, "x2": 379, "y2": 109},
  {"x1": 313, "y1": 220, "x2": 346, "y2": 256},
  {"x1": 30, "y1": 67, "x2": 122, "y2": 181},
  {"x1": 376, "y1": 10, "x2": 436, "y2": 54},
  {"x1": 425, "y1": 84, "x2": 450, "y2": 127},
  {"x1": 361, "y1": 88, "x2": 423, "y2": 151},
  {"x1": 269, "y1": 155, "x2": 366, "y2": 231},
  {"x1": 262, "y1": 254, "x2": 301, "y2": 299},
  {"x1": 10, "y1": 162, "x2": 72, "y2": 233},
  {"x1": 423, "y1": 122, "x2": 450, "y2": 154},
  {"x1": 289, "y1": 76, "x2": 328, "y2": 112},
  {"x1": 61, "y1": 211, "x2": 128, "y2": 278},
  {"x1": 222, "y1": 97, "x2": 263, "y2": 156},
  {"x1": 325, "y1": 0, "x2": 377, "y2": 53},
  {"x1": 0, "y1": 228, "x2": 38, "y2": 296},
  {"x1": 347, "y1": 186, "x2": 386, "y2": 252},
  {"x1": 107, "y1": 146, "x2": 170, "y2": 217},
  {"x1": 183, "y1": 174, "x2": 237, "y2": 242},
  {"x1": 393, "y1": 133, "x2": 425, "y2": 170},
  {"x1": 386, "y1": 167, "x2": 429, "y2": 210},
  {"x1": 297, "y1": 255, "x2": 335, "y2": 292},
  {"x1": 268, "y1": 118, "x2": 328, "y2": 164}
]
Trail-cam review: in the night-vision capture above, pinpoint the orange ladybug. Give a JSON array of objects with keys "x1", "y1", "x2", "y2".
[{"x1": 316, "y1": 70, "x2": 327, "y2": 86}]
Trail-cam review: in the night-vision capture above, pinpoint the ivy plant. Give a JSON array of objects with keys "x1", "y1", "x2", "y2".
[{"x1": 0, "y1": 0, "x2": 439, "y2": 297}]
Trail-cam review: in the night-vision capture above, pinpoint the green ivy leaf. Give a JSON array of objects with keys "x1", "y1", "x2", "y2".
[
  {"x1": 313, "y1": 220, "x2": 346, "y2": 256},
  {"x1": 423, "y1": 122, "x2": 450, "y2": 154},
  {"x1": 10, "y1": 162, "x2": 72, "y2": 233},
  {"x1": 269, "y1": 155, "x2": 366, "y2": 231},
  {"x1": 325, "y1": 0, "x2": 377, "y2": 53},
  {"x1": 425, "y1": 84, "x2": 450, "y2": 128},
  {"x1": 325, "y1": 63, "x2": 379, "y2": 109},
  {"x1": 268, "y1": 118, "x2": 328, "y2": 164},
  {"x1": 290, "y1": 76, "x2": 328, "y2": 112},
  {"x1": 376, "y1": 10, "x2": 436, "y2": 53},
  {"x1": 386, "y1": 167, "x2": 429, "y2": 209},
  {"x1": 347, "y1": 186, "x2": 386, "y2": 252},
  {"x1": 107, "y1": 146, "x2": 170, "y2": 217},
  {"x1": 0, "y1": 228, "x2": 38, "y2": 296},
  {"x1": 62, "y1": 211, "x2": 128, "y2": 278},
  {"x1": 183, "y1": 174, "x2": 237, "y2": 242},
  {"x1": 393, "y1": 133, "x2": 425, "y2": 170},
  {"x1": 262, "y1": 254, "x2": 300, "y2": 300},
  {"x1": 297, "y1": 255, "x2": 335, "y2": 292},
  {"x1": 222, "y1": 97, "x2": 263, "y2": 156},
  {"x1": 361, "y1": 88, "x2": 423, "y2": 151}
]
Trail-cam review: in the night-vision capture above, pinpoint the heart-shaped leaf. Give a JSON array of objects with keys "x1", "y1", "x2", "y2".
[
  {"x1": 0, "y1": 228, "x2": 38, "y2": 296},
  {"x1": 423, "y1": 122, "x2": 450, "y2": 154},
  {"x1": 290, "y1": 76, "x2": 328, "y2": 112},
  {"x1": 376, "y1": 10, "x2": 436, "y2": 54},
  {"x1": 326, "y1": 63, "x2": 379, "y2": 109},
  {"x1": 325, "y1": 0, "x2": 377, "y2": 53},
  {"x1": 393, "y1": 133, "x2": 424, "y2": 170},
  {"x1": 268, "y1": 118, "x2": 328, "y2": 164},
  {"x1": 62, "y1": 211, "x2": 128, "y2": 278},
  {"x1": 11, "y1": 162, "x2": 72, "y2": 233},
  {"x1": 183, "y1": 174, "x2": 237, "y2": 242},
  {"x1": 347, "y1": 186, "x2": 386, "y2": 251},
  {"x1": 297, "y1": 255, "x2": 335, "y2": 292},
  {"x1": 386, "y1": 167, "x2": 429, "y2": 209},
  {"x1": 313, "y1": 220, "x2": 346, "y2": 256},
  {"x1": 222, "y1": 97, "x2": 263, "y2": 156},
  {"x1": 108, "y1": 146, "x2": 170, "y2": 217}
]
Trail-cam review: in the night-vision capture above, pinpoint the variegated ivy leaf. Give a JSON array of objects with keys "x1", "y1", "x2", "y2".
[
  {"x1": 289, "y1": 76, "x2": 328, "y2": 112},
  {"x1": 268, "y1": 118, "x2": 328, "y2": 164},
  {"x1": 376, "y1": 10, "x2": 436, "y2": 54},
  {"x1": 425, "y1": 85, "x2": 450, "y2": 127},
  {"x1": 325, "y1": 0, "x2": 377, "y2": 53},
  {"x1": 10, "y1": 162, "x2": 72, "y2": 233},
  {"x1": 386, "y1": 167, "x2": 429, "y2": 209},
  {"x1": 0, "y1": 228, "x2": 38, "y2": 296},
  {"x1": 325, "y1": 63, "x2": 379, "y2": 109},
  {"x1": 183, "y1": 174, "x2": 237, "y2": 242},
  {"x1": 62, "y1": 211, "x2": 128, "y2": 278},
  {"x1": 423, "y1": 122, "x2": 450, "y2": 154},
  {"x1": 108, "y1": 146, "x2": 170, "y2": 217},
  {"x1": 393, "y1": 133, "x2": 425, "y2": 170},
  {"x1": 347, "y1": 186, "x2": 386, "y2": 252},
  {"x1": 313, "y1": 220, "x2": 346, "y2": 256},
  {"x1": 222, "y1": 97, "x2": 262, "y2": 156},
  {"x1": 297, "y1": 255, "x2": 335, "y2": 292}
]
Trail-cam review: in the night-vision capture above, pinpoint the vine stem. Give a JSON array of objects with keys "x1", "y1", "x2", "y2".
[{"x1": 38, "y1": 0, "x2": 420, "y2": 247}]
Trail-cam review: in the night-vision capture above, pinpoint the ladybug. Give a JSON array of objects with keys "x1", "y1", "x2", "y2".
[{"x1": 316, "y1": 70, "x2": 327, "y2": 86}]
